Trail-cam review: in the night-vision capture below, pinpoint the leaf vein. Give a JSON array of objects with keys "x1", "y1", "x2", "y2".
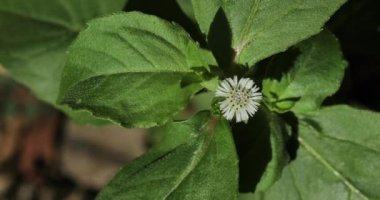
[
  {"x1": 235, "y1": 0, "x2": 261, "y2": 56},
  {"x1": 101, "y1": 31, "x2": 157, "y2": 68},
  {"x1": 298, "y1": 137, "x2": 369, "y2": 200},
  {"x1": 301, "y1": 121, "x2": 380, "y2": 155},
  {"x1": 120, "y1": 26, "x2": 187, "y2": 63},
  {"x1": 289, "y1": 166, "x2": 304, "y2": 200},
  {"x1": 163, "y1": 125, "x2": 213, "y2": 199}
]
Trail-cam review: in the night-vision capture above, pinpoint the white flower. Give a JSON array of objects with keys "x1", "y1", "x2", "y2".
[{"x1": 215, "y1": 76, "x2": 262, "y2": 123}]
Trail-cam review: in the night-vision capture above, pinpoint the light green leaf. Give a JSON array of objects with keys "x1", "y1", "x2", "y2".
[
  {"x1": 247, "y1": 105, "x2": 380, "y2": 200},
  {"x1": 191, "y1": 0, "x2": 346, "y2": 66},
  {"x1": 191, "y1": 0, "x2": 222, "y2": 35},
  {"x1": 233, "y1": 107, "x2": 289, "y2": 193},
  {"x1": 176, "y1": 0, "x2": 196, "y2": 21},
  {"x1": 0, "y1": 0, "x2": 127, "y2": 124},
  {"x1": 59, "y1": 12, "x2": 214, "y2": 128},
  {"x1": 227, "y1": 0, "x2": 346, "y2": 66},
  {"x1": 200, "y1": 76, "x2": 219, "y2": 91},
  {"x1": 263, "y1": 31, "x2": 347, "y2": 113},
  {"x1": 191, "y1": 0, "x2": 231, "y2": 70},
  {"x1": 96, "y1": 111, "x2": 238, "y2": 200}
]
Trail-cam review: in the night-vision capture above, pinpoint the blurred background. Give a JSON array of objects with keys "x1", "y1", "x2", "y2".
[
  {"x1": 0, "y1": 72, "x2": 147, "y2": 200},
  {"x1": 0, "y1": 0, "x2": 379, "y2": 199}
]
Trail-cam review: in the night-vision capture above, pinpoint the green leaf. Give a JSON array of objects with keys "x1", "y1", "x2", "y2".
[
  {"x1": 192, "y1": 0, "x2": 346, "y2": 66},
  {"x1": 263, "y1": 31, "x2": 347, "y2": 113},
  {"x1": 59, "y1": 12, "x2": 214, "y2": 128},
  {"x1": 200, "y1": 76, "x2": 219, "y2": 91},
  {"x1": 238, "y1": 193, "x2": 255, "y2": 200},
  {"x1": 233, "y1": 107, "x2": 289, "y2": 193},
  {"x1": 176, "y1": 0, "x2": 196, "y2": 21},
  {"x1": 247, "y1": 105, "x2": 380, "y2": 200},
  {"x1": 0, "y1": 0, "x2": 127, "y2": 124},
  {"x1": 96, "y1": 111, "x2": 239, "y2": 200},
  {"x1": 227, "y1": 0, "x2": 346, "y2": 66},
  {"x1": 191, "y1": 0, "x2": 222, "y2": 35}
]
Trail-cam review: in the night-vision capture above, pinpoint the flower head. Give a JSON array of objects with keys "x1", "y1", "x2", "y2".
[{"x1": 215, "y1": 76, "x2": 262, "y2": 123}]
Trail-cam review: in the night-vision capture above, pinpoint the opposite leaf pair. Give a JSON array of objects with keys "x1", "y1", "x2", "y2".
[
  {"x1": 5, "y1": 0, "x2": 379, "y2": 200},
  {"x1": 58, "y1": 0, "x2": 347, "y2": 128}
]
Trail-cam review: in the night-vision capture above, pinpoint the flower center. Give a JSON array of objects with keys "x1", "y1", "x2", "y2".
[{"x1": 229, "y1": 88, "x2": 249, "y2": 108}]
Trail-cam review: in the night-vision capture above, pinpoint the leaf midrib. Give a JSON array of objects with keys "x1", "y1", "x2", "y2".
[
  {"x1": 234, "y1": 0, "x2": 300, "y2": 62},
  {"x1": 298, "y1": 136, "x2": 369, "y2": 200},
  {"x1": 163, "y1": 122, "x2": 214, "y2": 199},
  {"x1": 71, "y1": 46, "x2": 195, "y2": 73},
  {"x1": 64, "y1": 71, "x2": 196, "y2": 94},
  {"x1": 243, "y1": 3, "x2": 332, "y2": 65},
  {"x1": 233, "y1": 0, "x2": 261, "y2": 57}
]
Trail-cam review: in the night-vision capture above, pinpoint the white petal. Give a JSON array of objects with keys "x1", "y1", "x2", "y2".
[
  {"x1": 236, "y1": 109, "x2": 242, "y2": 122},
  {"x1": 246, "y1": 103, "x2": 258, "y2": 115},
  {"x1": 240, "y1": 110, "x2": 249, "y2": 122},
  {"x1": 245, "y1": 80, "x2": 254, "y2": 89},
  {"x1": 226, "y1": 109, "x2": 235, "y2": 120},
  {"x1": 220, "y1": 100, "x2": 229, "y2": 110},
  {"x1": 250, "y1": 95, "x2": 262, "y2": 100},
  {"x1": 216, "y1": 90, "x2": 228, "y2": 97},
  {"x1": 238, "y1": 78, "x2": 248, "y2": 88},
  {"x1": 251, "y1": 86, "x2": 260, "y2": 93},
  {"x1": 221, "y1": 80, "x2": 231, "y2": 90},
  {"x1": 227, "y1": 77, "x2": 236, "y2": 87},
  {"x1": 233, "y1": 76, "x2": 238, "y2": 86}
]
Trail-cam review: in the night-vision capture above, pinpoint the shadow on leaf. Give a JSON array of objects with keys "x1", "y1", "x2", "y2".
[{"x1": 232, "y1": 107, "x2": 289, "y2": 192}]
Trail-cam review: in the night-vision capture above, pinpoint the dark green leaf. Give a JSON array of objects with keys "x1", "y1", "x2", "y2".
[
  {"x1": 96, "y1": 111, "x2": 239, "y2": 200},
  {"x1": 247, "y1": 105, "x2": 380, "y2": 200},
  {"x1": 0, "y1": 0, "x2": 127, "y2": 124},
  {"x1": 191, "y1": 0, "x2": 346, "y2": 66},
  {"x1": 263, "y1": 31, "x2": 347, "y2": 113}
]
